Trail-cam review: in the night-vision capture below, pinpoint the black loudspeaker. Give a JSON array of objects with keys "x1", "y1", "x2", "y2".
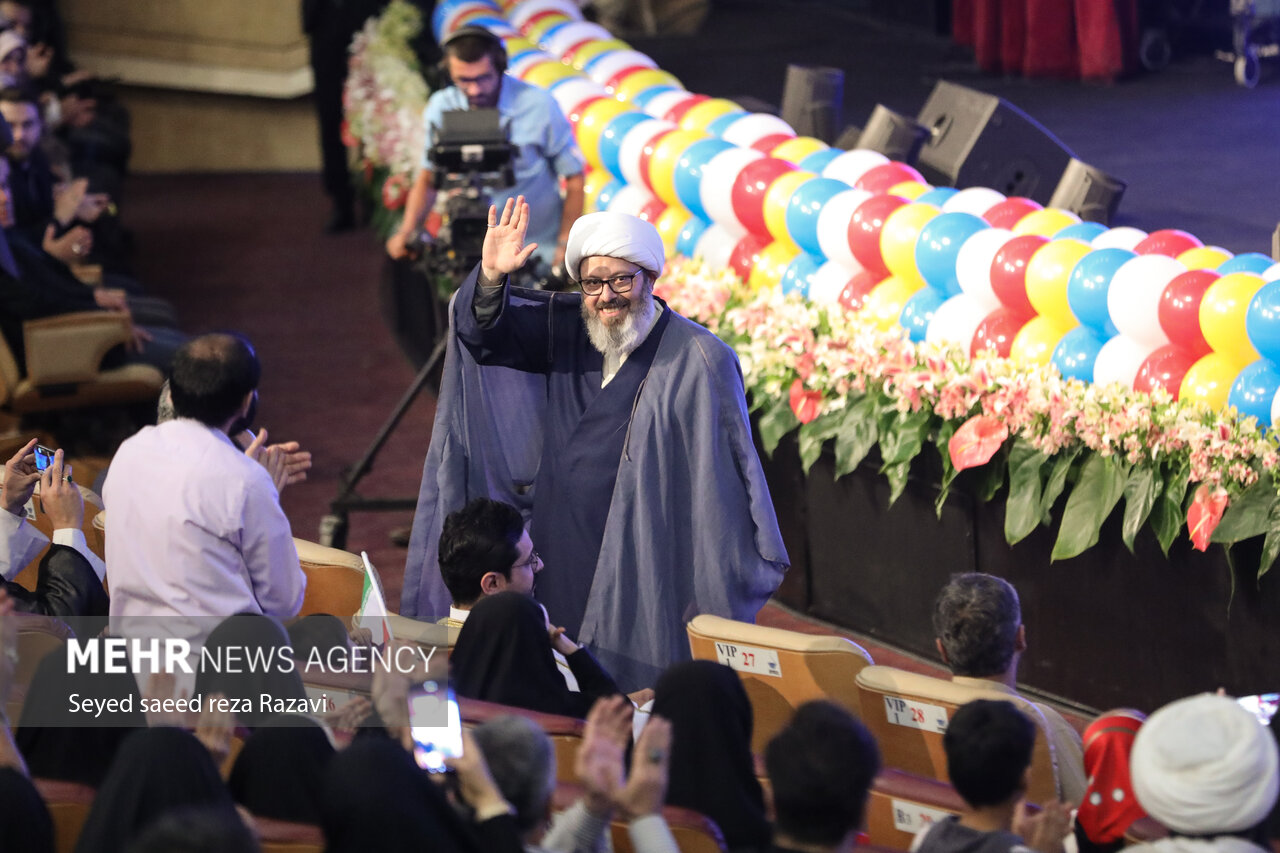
[
  {"x1": 780, "y1": 65, "x2": 843, "y2": 144},
  {"x1": 856, "y1": 105, "x2": 930, "y2": 165},
  {"x1": 915, "y1": 81, "x2": 1074, "y2": 205},
  {"x1": 1048, "y1": 158, "x2": 1127, "y2": 225}
]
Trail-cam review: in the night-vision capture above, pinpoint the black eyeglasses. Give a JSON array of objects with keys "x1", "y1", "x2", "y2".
[{"x1": 579, "y1": 270, "x2": 644, "y2": 296}]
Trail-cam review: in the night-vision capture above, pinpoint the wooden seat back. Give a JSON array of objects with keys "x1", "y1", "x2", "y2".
[
  {"x1": 33, "y1": 778, "x2": 95, "y2": 853},
  {"x1": 256, "y1": 816, "x2": 324, "y2": 853},
  {"x1": 865, "y1": 767, "x2": 967, "y2": 850},
  {"x1": 459, "y1": 695, "x2": 585, "y2": 786}
]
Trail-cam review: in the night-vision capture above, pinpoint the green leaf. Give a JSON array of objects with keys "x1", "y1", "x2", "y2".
[
  {"x1": 833, "y1": 397, "x2": 879, "y2": 478},
  {"x1": 1211, "y1": 475, "x2": 1277, "y2": 544},
  {"x1": 1005, "y1": 440, "x2": 1049, "y2": 546},
  {"x1": 1039, "y1": 446, "x2": 1081, "y2": 524},
  {"x1": 1121, "y1": 463, "x2": 1162, "y2": 554},
  {"x1": 1150, "y1": 461, "x2": 1190, "y2": 556},
  {"x1": 934, "y1": 421, "x2": 959, "y2": 519},
  {"x1": 796, "y1": 410, "x2": 845, "y2": 475},
  {"x1": 884, "y1": 459, "x2": 911, "y2": 507},
  {"x1": 1260, "y1": 525, "x2": 1280, "y2": 581},
  {"x1": 1052, "y1": 454, "x2": 1130, "y2": 561},
  {"x1": 757, "y1": 397, "x2": 800, "y2": 457},
  {"x1": 879, "y1": 408, "x2": 933, "y2": 467}
]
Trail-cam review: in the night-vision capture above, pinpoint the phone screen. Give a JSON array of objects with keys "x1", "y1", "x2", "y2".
[
  {"x1": 1238, "y1": 693, "x2": 1280, "y2": 726},
  {"x1": 409, "y1": 681, "x2": 463, "y2": 773},
  {"x1": 33, "y1": 445, "x2": 55, "y2": 472}
]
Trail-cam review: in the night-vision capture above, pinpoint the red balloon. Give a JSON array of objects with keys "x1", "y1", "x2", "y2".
[
  {"x1": 989, "y1": 234, "x2": 1047, "y2": 317},
  {"x1": 662, "y1": 94, "x2": 709, "y2": 124},
  {"x1": 637, "y1": 129, "x2": 674, "y2": 193},
  {"x1": 853, "y1": 161, "x2": 926, "y2": 194},
  {"x1": 983, "y1": 197, "x2": 1042, "y2": 229},
  {"x1": 971, "y1": 307, "x2": 1029, "y2": 359},
  {"x1": 1134, "y1": 345, "x2": 1198, "y2": 397},
  {"x1": 604, "y1": 65, "x2": 654, "y2": 93},
  {"x1": 567, "y1": 95, "x2": 606, "y2": 129},
  {"x1": 729, "y1": 157, "x2": 797, "y2": 237},
  {"x1": 750, "y1": 133, "x2": 796, "y2": 153},
  {"x1": 1158, "y1": 270, "x2": 1219, "y2": 357},
  {"x1": 559, "y1": 39, "x2": 597, "y2": 65},
  {"x1": 728, "y1": 232, "x2": 770, "y2": 284},
  {"x1": 838, "y1": 269, "x2": 881, "y2": 312},
  {"x1": 847, "y1": 194, "x2": 908, "y2": 277},
  {"x1": 519, "y1": 9, "x2": 564, "y2": 34},
  {"x1": 1134, "y1": 228, "x2": 1203, "y2": 257},
  {"x1": 638, "y1": 198, "x2": 667, "y2": 223}
]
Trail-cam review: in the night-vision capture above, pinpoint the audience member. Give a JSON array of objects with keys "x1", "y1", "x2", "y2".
[
  {"x1": 0, "y1": 29, "x2": 25, "y2": 87},
  {"x1": 103, "y1": 333, "x2": 306, "y2": 647},
  {"x1": 650, "y1": 659, "x2": 770, "y2": 852},
  {"x1": 914, "y1": 699, "x2": 1072, "y2": 853},
  {"x1": 0, "y1": 586, "x2": 27, "y2": 775},
  {"x1": 933, "y1": 573, "x2": 1086, "y2": 803},
  {"x1": 765, "y1": 700, "x2": 880, "y2": 853},
  {"x1": 194, "y1": 613, "x2": 308, "y2": 729},
  {"x1": 1125, "y1": 693, "x2": 1277, "y2": 853},
  {"x1": 126, "y1": 806, "x2": 261, "y2": 853},
  {"x1": 450, "y1": 591, "x2": 622, "y2": 718},
  {"x1": 0, "y1": 766, "x2": 55, "y2": 853},
  {"x1": 227, "y1": 717, "x2": 334, "y2": 825},
  {"x1": 1076, "y1": 710, "x2": 1147, "y2": 853}
]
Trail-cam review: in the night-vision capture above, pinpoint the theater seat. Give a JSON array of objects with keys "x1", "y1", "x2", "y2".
[
  {"x1": 33, "y1": 778, "x2": 95, "y2": 853},
  {"x1": 255, "y1": 816, "x2": 324, "y2": 853},
  {"x1": 866, "y1": 767, "x2": 967, "y2": 850},
  {"x1": 459, "y1": 696, "x2": 585, "y2": 786},
  {"x1": 855, "y1": 666, "x2": 1061, "y2": 803},
  {"x1": 293, "y1": 539, "x2": 366, "y2": 626},
  {"x1": 610, "y1": 804, "x2": 726, "y2": 853},
  {"x1": 686, "y1": 614, "x2": 873, "y2": 753},
  {"x1": 0, "y1": 312, "x2": 163, "y2": 416}
]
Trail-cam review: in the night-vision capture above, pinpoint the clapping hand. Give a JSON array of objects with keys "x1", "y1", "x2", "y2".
[{"x1": 480, "y1": 196, "x2": 537, "y2": 284}]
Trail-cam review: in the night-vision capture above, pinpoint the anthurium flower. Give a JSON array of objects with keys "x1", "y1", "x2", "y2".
[
  {"x1": 1187, "y1": 484, "x2": 1229, "y2": 552},
  {"x1": 949, "y1": 415, "x2": 1009, "y2": 471},
  {"x1": 789, "y1": 379, "x2": 823, "y2": 424}
]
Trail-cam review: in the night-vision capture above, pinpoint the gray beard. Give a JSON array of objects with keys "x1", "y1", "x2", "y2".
[{"x1": 582, "y1": 291, "x2": 656, "y2": 361}]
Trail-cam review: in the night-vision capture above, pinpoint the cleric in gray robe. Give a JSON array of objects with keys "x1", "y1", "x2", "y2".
[{"x1": 402, "y1": 199, "x2": 788, "y2": 690}]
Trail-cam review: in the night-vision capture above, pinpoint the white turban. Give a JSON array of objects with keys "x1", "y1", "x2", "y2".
[
  {"x1": 564, "y1": 212, "x2": 665, "y2": 282},
  {"x1": 1130, "y1": 693, "x2": 1278, "y2": 835}
]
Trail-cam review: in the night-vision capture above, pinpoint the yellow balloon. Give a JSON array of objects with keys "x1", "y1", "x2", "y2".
[
  {"x1": 1179, "y1": 352, "x2": 1239, "y2": 412},
  {"x1": 646, "y1": 129, "x2": 707, "y2": 206},
  {"x1": 523, "y1": 14, "x2": 572, "y2": 44},
  {"x1": 655, "y1": 207, "x2": 692, "y2": 257},
  {"x1": 678, "y1": 98, "x2": 742, "y2": 132},
  {"x1": 1012, "y1": 208, "x2": 1081, "y2": 238},
  {"x1": 879, "y1": 203, "x2": 941, "y2": 289},
  {"x1": 861, "y1": 275, "x2": 923, "y2": 331},
  {"x1": 523, "y1": 60, "x2": 582, "y2": 89},
  {"x1": 747, "y1": 240, "x2": 800, "y2": 291},
  {"x1": 583, "y1": 168, "x2": 608, "y2": 214},
  {"x1": 1200, "y1": 272, "x2": 1265, "y2": 366},
  {"x1": 769, "y1": 136, "x2": 828, "y2": 165},
  {"x1": 612, "y1": 68, "x2": 683, "y2": 101},
  {"x1": 1177, "y1": 246, "x2": 1234, "y2": 270},
  {"x1": 1010, "y1": 316, "x2": 1070, "y2": 367},
  {"x1": 887, "y1": 180, "x2": 932, "y2": 200},
  {"x1": 1025, "y1": 238, "x2": 1091, "y2": 326},
  {"x1": 503, "y1": 36, "x2": 537, "y2": 57},
  {"x1": 762, "y1": 170, "x2": 815, "y2": 247},
  {"x1": 568, "y1": 39, "x2": 630, "y2": 70},
  {"x1": 576, "y1": 99, "x2": 636, "y2": 168}
]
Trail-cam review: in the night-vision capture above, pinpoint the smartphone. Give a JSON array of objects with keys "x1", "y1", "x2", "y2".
[
  {"x1": 1238, "y1": 693, "x2": 1280, "y2": 726},
  {"x1": 33, "y1": 445, "x2": 55, "y2": 472},
  {"x1": 408, "y1": 680, "x2": 463, "y2": 773}
]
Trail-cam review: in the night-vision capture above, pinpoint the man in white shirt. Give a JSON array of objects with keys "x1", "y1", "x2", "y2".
[
  {"x1": 1, "y1": 438, "x2": 107, "y2": 617},
  {"x1": 103, "y1": 333, "x2": 305, "y2": 645}
]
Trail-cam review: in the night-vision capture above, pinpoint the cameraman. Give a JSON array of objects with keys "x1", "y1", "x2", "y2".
[{"x1": 385, "y1": 26, "x2": 584, "y2": 273}]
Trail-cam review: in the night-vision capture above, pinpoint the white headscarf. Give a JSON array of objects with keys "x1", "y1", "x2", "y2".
[
  {"x1": 1130, "y1": 693, "x2": 1278, "y2": 835},
  {"x1": 564, "y1": 212, "x2": 665, "y2": 282},
  {"x1": 0, "y1": 29, "x2": 24, "y2": 63}
]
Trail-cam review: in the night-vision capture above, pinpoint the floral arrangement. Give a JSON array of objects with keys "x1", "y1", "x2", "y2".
[
  {"x1": 342, "y1": 0, "x2": 430, "y2": 237},
  {"x1": 656, "y1": 256, "x2": 1280, "y2": 578}
]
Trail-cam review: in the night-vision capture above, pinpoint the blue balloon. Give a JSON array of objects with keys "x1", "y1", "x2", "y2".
[
  {"x1": 1066, "y1": 248, "x2": 1133, "y2": 336},
  {"x1": 595, "y1": 178, "x2": 624, "y2": 213},
  {"x1": 913, "y1": 212, "x2": 988, "y2": 298},
  {"x1": 797, "y1": 148, "x2": 841, "y2": 174},
  {"x1": 900, "y1": 288, "x2": 948, "y2": 343},
  {"x1": 675, "y1": 216, "x2": 711, "y2": 258},
  {"x1": 673, "y1": 138, "x2": 736, "y2": 219},
  {"x1": 1246, "y1": 280, "x2": 1280, "y2": 364},
  {"x1": 582, "y1": 49, "x2": 621, "y2": 74},
  {"x1": 432, "y1": 0, "x2": 499, "y2": 41},
  {"x1": 916, "y1": 187, "x2": 958, "y2": 207},
  {"x1": 1055, "y1": 221, "x2": 1107, "y2": 243},
  {"x1": 630, "y1": 85, "x2": 681, "y2": 110},
  {"x1": 539, "y1": 20, "x2": 572, "y2": 42},
  {"x1": 453, "y1": 14, "x2": 508, "y2": 36},
  {"x1": 507, "y1": 49, "x2": 545, "y2": 69},
  {"x1": 597, "y1": 112, "x2": 653, "y2": 182},
  {"x1": 1051, "y1": 326, "x2": 1108, "y2": 382},
  {"x1": 781, "y1": 253, "x2": 824, "y2": 299},
  {"x1": 706, "y1": 111, "x2": 748, "y2": 138},
  {"x1": 784, "y1": 177, "x2": 849, "y2": 257},
  {"x1": 1219, "y1": 252, "x2": 1275, "y2": 276},
  {"x1": 1228, "y1": 359, "x2": 1280, "y2": 425}
]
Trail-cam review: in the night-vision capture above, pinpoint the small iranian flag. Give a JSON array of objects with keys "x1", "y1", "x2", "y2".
[{"x1": 358, "y1": 551, "x2": 394, "y2": 646}]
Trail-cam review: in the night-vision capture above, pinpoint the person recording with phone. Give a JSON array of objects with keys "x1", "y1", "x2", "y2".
[{"x1": 384, "y1": 25, "x2": 584, "y2": 276}]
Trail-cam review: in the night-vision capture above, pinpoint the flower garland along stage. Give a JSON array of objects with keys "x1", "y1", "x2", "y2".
[{"x1": 346, "y1": 0, "x2": 1280, "y2": 580}]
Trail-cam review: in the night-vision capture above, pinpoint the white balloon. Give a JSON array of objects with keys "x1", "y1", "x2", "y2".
[
  {"x1": 809, "y1": 260, "x2": 863, "y2": 306},
  {"x1": 617, "y1": 119, "x2": 676, "y2": 189},
  {"x1": 694, "y1": 223, "x2": 743, "y2": 271},
  {"x1": 815, "y1": 189, "x2": 872, "y2": 269},
  {"x1": 542, "y1": 22, "x2": 612, "y2": 55},
  {"x1": 1263, "y1": 262, "x2": 1280, "y2": 283},
  {"x1": 509, "y1": 0, "x2": 582, "y2": 28},
  {"x1": 720, "y1": 113, "x2": 796, "y2": 148},
  {"x1": 1271, "y1": 385, "x2": 1280, "y2": 426},
  {"x1": 607, "y1": 184, "x2": 655, "y2": 218},
  {"x1": 927, "y1": 294, "x2": 989, "y2": 347},
  {"x1": 1093, "y1": 336, "x2": 1159, "y2": 388},
  {"x1": 549, "y1": 78, "x2": 608, "y2": 114},
  {"x1": 509, "y1": 51, "x2": 556, "y2": 78},
  {"x1": 586, "y1": 50, "x2": 659, "y2": 85},
  {"x1": 699, "y1": 146, "x2": 764, "y2": 235},
  {"x1": 942, "y1": 187, "x2": 1006, "y2": 217},
  {"x1": 1107, "y1": 254, "x2": 1186, "y2": 347},
  {"x1": 640, "y1": 89, "x2": 697, "y2": 121},
  {"x1": 820, "y1": 149, "x2": 888, "y2": 188},
  {"x1": 440, "y1": 3, "x2": 499, "y2": 37},
  {"x1": 954, "y1": 227, "x2": 1012, "y2": 311},
  {"x1": 1091, "y1": 226, "x2": 1148, "y2": 251}
]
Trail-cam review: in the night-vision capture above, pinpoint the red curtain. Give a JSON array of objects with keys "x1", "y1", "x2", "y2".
[{"x1": 952, "y1": 0, "x2": 1138, "y2": 82}]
